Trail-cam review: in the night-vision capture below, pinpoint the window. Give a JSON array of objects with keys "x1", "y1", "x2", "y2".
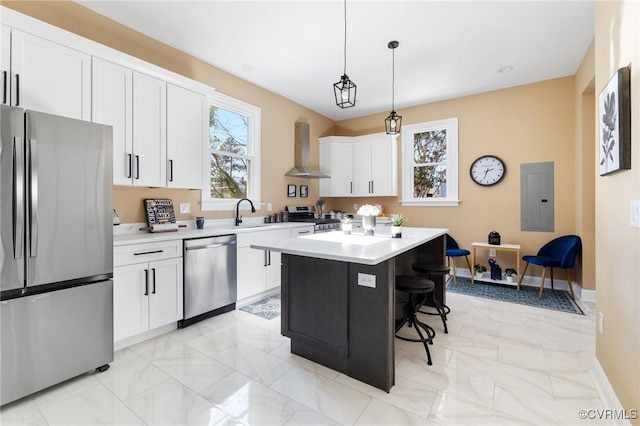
[
  {"x1": 202, "y1": 92, "x2": 261, "y2": 211},
  {"x1": 401, "y1": 118, "x2": 459, "y2": 206}
]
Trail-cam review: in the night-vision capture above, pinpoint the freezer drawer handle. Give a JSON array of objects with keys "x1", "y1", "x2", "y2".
[
  {"x1": 13, "y1": 137, "x2": 24, "y2": 259},
  {"x1": 28, "y1": 139, "x2": 38, "y2": 257},
  {"x1": 133, "y1": 249, "x2": 164, "y2": 256}
]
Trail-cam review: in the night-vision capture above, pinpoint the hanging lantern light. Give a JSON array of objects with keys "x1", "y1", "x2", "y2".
[
  {"x1": 385, "y1": 40, "x2": 402, "y2": 135},
  {"x1": 333, "y1": 0, "x2": 356, "y2": 108}
]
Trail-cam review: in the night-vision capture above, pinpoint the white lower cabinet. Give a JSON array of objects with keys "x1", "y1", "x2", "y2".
[
  {"x1": 113, "y1": 240, "x2": 183, "y2": 344},
  {"x1": 237, "y1": 228, "x2": 291, "y2": 302}
]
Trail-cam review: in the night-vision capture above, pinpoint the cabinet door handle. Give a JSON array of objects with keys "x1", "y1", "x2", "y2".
[
  {"x1": 135, "y1": 155, "x2": 140, "y2": 179},
  {"x1": 264, "y1": 250, "x2": 268, "y2": 267},
  {"x1": 297, "y1": 230, "x2": 311, "y2": 235},
  {"x1": 126, "y1": 153, "x2": 132, "y2": 178},
  {"x1": 350, "y1": 181, "x2": 353, "y2": 194},
  {"x1": 168, "y1": 159, "x2": 174, "y2": 182},
  {"x1": 152, "y1": 268, "x2": 156, "y2": 294},
  {"x1": 144, "y1": 269, "x2": 149, "y2": 296},
  {"x1": 267, "y1": 251, "x2": 271, "y2": 266},
  {"x1": 15, "y1": 74, "x2": 19, "y2": 106},
  {"x1": 2, "y1": 71, "x2": 7, "y2": 104},
  {"x1": 370, "y1": 181, "x2": 374, "y2": 194}
]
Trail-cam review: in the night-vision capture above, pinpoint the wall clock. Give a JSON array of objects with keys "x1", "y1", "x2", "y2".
[{"x1": 469, "y1": 155, "x2": 506, "y2": 186}]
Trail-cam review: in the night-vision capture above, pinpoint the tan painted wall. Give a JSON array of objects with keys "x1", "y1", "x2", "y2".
[
  {"x1": 1, "y1": 1, "x2": 335, "y2": 224},
  {"x1": 331, "y1": 77, "x2": 579, "y2": 276},
  {"x1": 595, "y1": 1, "x2": 640, "y2": 418},
  {"x1": 574, "y1": 41, "x2": 596, "y2": 290}
]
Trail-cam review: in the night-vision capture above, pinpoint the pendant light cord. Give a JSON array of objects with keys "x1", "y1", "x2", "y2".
[
  {"x1": 343, "y1": 0, "x2": 347, "y2": 76},
  {"x1": 391, "y1": 47, "x2": 395, "y2": 111}
]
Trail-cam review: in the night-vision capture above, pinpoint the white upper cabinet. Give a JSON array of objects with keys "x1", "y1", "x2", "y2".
[
  {"x1": 319, "y1": 133, "x2": 397, "y2": 197},
  {"x1": 6, "y1": 28, "x2": 90, "y2": 120},
  {"x1": 92, "y1": 58, "x2": 133, "y2": 185},
  {"x1": 166, "y1": 84, "x2": 206, "y2": 189},
  {"x1": 319, "y1": 137, "x2": 354, "y2": 197},
  {"x1": 1, "y1": 25, "x2": 10, "y2": 105},
  {"x1": 368, "y1": 134, "x2": 397, "y2": 196},
  {"x1": 132, "y1": 72, "x2": 167, "y2": 187}
]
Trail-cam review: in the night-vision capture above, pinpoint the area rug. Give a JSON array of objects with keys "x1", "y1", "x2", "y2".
[
  {"x1": 447, "y1": 277, "x2": 584, "y2": 315},
  {"x1": 239, "y1": 294, "x2": 281, "y2": 319}
]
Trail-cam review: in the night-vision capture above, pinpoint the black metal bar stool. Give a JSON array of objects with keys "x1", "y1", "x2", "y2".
[
  {"x1": 411, "y1": 263, "x2": 450, "y2": 334},
  {"x1": 395, "y1": 275, "x2": 437, "y2": 365}
]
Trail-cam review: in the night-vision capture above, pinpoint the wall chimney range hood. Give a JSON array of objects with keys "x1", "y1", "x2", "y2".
[{"x1": 285, "y1": 122, "x2": 330, "y2": 179}]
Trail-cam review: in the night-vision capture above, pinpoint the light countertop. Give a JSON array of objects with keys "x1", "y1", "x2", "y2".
[
  {"x1": 113, "y1": 222, "x2": 313, "y2": 246},
  {"x1": 251, "y1": 227, "x2": 448, "y2": 265}
]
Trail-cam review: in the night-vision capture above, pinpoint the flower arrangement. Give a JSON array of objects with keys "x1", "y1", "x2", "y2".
[
  {"x1": 357, "y1": 204, "x2": 381, "y2": 216},
  {"x1": 340, "y1": 216, "x2": 353, "y2": 224},
  {"x1": 392, "y1": 214, "x2": 406, "y2": 226},
  {"x1": 504, "y1": 268, "x2": 517, "y2": 277}
]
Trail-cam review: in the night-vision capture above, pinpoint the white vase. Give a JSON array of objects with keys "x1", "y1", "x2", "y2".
[
  {"x1": 391, "y1": 225, "x2": 402, "y2": 238},
  {"x1": 362, "y1": 215, "x2": 376, "y2": 236},
  {"x1": 506, "y1": 275, "x2": 515, "y2": 283},
  {"x1": 342, "y1": 223, "x2": 352, "y2": 234}
]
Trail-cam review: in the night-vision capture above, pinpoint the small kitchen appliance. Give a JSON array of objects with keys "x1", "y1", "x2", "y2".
[{"x1": 286, "y1": 205, "x2": 341, "y2": 233}]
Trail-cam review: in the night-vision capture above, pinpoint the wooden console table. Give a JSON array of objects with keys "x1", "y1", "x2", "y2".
[{"x1": 471, "y1": 242, "x2": 521, "y2": 288}]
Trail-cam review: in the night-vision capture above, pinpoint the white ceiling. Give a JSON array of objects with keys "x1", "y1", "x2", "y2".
[{"x1": 75, "y1": 0, "x2": 594, "y2": 121}]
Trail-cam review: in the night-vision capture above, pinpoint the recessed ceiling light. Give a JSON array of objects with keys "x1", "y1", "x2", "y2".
[
  {"x1": 241, "y1": 64, "x2": 253, "y2": 72},
  {"x1": 498, "y1": 65, "x2": 514, "y2": 73}
]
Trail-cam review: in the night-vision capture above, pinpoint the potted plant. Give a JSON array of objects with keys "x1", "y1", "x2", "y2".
[
  {"x1": 340, "y1": 216, "x2": 353, "y2": 234},
  {"x1": 474, "y1": 264, "x2": 487, "y2": 279},
  {"x1": 391, "y1": 214, "x2": 406, "y2": 238},
  {"x1": 504, "y1": 267, "x2": 517, "y2": 283}
]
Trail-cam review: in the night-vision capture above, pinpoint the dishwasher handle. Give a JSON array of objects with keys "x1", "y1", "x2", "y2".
[{"x1": 185, "y1": 241, "x2": 235, "y2": 251}]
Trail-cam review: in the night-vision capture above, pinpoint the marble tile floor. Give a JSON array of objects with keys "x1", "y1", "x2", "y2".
[{"x1": 1, "y1": 293, "x2": 610, "y2": 426}]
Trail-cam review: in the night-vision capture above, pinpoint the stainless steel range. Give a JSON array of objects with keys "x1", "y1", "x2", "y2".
[{"x1": 285, "y1": 205, "x2": 341, "y2": 233}]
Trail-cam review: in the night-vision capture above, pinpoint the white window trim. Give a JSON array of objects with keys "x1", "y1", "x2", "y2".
[
  {"x1": 401, "y1": 118, "x2": 460, "y2": 207},
  {"x1": 201, "y1": 91, "x2": 262, "y2": 211}
]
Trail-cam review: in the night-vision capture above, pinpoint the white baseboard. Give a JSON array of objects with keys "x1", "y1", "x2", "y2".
[
  {"x1": 581, "y1": 288, "x2": 597, "y2": 303},
  {"x1": 450, "y1": 266, "x2": 594, "y2": 301},
  {"x1": 590, "y1": 358, "x2": 632, "y2": 425}
]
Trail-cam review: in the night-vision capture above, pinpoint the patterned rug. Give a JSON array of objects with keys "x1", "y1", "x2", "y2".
[
  {"x1": 447, "y1": 277, "x2": 584, "y2": 315},
  {"x1": 239, "y1": 294, "x2": 281, "y2": 320}
]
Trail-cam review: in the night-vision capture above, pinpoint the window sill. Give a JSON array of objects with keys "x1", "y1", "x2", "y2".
[{"x1": 401, "y1": 199, "x2": 460, "y2": 207}]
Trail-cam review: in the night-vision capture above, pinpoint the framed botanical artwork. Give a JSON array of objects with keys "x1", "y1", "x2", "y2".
[
  {"x1": 300, "y1": 185, "x2": 308, "y2": 198},
  {"x1": 599, "y1": 66, "x2": 631, "y2": 176},
  {"x1": 287, "y1": 184, "x2": 296, "y2": 197}
]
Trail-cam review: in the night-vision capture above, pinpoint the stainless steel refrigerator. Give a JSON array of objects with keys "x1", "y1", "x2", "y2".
[{"x1": 1, "y1": 105, "x2": 114, "y2": 406}]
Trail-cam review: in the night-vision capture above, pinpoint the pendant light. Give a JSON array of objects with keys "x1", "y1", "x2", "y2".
[
  {"x1": 385, "y1": 40, "x2": 402, "y2": 135},
  {"x1": 333, "y1": 0, "x2": 356, "y2": 108}
]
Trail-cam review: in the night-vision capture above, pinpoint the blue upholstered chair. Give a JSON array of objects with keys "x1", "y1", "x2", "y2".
[
  {"x1": 517, "y1": 235, "x2": 581, "y2": 299},
  {"x1": 445, "y1": 234, "x2": 472, "y2": 283}
]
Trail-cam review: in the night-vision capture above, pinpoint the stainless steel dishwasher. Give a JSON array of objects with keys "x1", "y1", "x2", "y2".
[{"x1": 179, "y1": 234, "x2": 237, "y2": 327}]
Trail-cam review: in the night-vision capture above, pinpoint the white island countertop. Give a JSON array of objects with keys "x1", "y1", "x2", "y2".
[{"x1": 251, "y1": 227, "x2": 448, "y2": 265}]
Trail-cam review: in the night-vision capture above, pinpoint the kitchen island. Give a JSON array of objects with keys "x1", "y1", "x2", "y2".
[{"x1": 251, "y1": 227, "x2": 448, "y2": 392}]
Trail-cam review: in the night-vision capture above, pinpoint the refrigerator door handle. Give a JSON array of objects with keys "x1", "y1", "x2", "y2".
[
  {"x1": 28, "y1": 138, "x2": 38, "y2": 257},
  {"x1": 13, "y1": 137, "x2": 24, "y2": 259}
]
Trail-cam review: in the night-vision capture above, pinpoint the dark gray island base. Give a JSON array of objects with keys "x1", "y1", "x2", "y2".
[{"x1": 276, "y1": 230, "x2": 447, "y2": 392}]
